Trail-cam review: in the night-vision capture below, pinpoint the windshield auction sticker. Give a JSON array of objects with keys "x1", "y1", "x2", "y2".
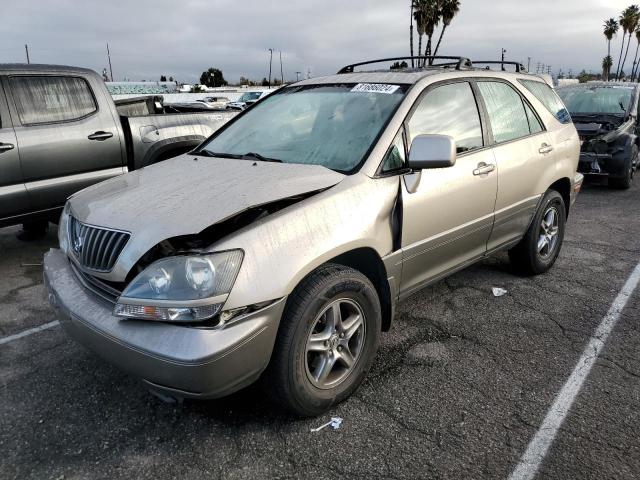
[{"x1": 351, "y1": 83, "x2": 401, "y2": 94}]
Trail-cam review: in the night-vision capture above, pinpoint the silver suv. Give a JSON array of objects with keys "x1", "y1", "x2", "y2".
[{"x1": 45, "y1": 57, "x2": 582, "y2": 416}]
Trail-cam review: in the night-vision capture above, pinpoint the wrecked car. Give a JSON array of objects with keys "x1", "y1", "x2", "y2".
[
  {"x1": 557, "y1": 82, "x2": 639, "y2": 188},
  {"x1": 44, "y1": 57, "x2": 582, "y2": 416}
]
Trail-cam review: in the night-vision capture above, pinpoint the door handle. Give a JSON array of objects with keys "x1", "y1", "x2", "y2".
[
  {"x1": 539, "y1": 143, "x2": 554, "y2": 154},
  {"x1": 473, "y1": 162, "x2": 496, "y2": 176},
  {"x1": 0, "y1": 142, "x2": 15, "y2": 152},
  {"x1": 87, "y1": 131, "x2": 114, "y2": 141}
]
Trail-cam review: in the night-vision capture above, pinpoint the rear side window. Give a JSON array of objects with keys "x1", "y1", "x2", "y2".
[
  {"x1": 408, "y1": 82, "x2": 483, "y2": 153},
  {"x1": 10, "y1": 76, "x2": 97, "y2": 125},
  {"x1": 477, "y1": 81, "x2": 531, "y2": 143},
  {"x1": 520, "y1": 79, "x2": 571, "y2": 124},
  {"x1": 524, "y1": 102, "x2": 544, "y2": 134}
]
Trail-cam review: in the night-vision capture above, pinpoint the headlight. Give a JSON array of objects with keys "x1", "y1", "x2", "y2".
[
  {"x1": 114, "y1": 250, "x2": 243, "y2": 323},
  {"x1": 58, "y1": 203, "x2": 70, "y2": 253}
]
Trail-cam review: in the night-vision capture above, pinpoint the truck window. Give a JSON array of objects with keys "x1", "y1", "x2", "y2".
[
  {"x1": 477, "y1": 81, "x2": 531, "y2": 143},
  {"x1": 407, "y1": 82, "x2": 483, "y2": 154},
  {"x1": 9, "y1": 76, "x2": 97, "y2": 125}
]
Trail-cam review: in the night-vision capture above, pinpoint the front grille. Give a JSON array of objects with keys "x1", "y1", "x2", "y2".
[
  {"x1": 70, "y1": 261, "x2": 122, "y2": 306},
  {"x1": 69, "y1": 216, "x2": 130, "y2": 272}
]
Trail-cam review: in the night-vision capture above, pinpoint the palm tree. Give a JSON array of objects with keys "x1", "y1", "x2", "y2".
[
  {"x1": 630, "y1": 29, "x2": 640, "y2": 80},
  {"x1": 413, "y1": 0, "x2": 427, "y2": 66},
  {"x1": 432, "y1": 0, "x2": 461, "y2": 60},
  {"x1": 616, "y1": 5, "x2": 640, "y2": 80},
  {"x1": 603, "y1": 56, "x2": 613, "y2": 80},
  {"x1": 423, "y1": 1, "x2": 441, "y2": 65},
  {"x1": 410, "y1": 1, "x2": 415, "y2": 67},
  {"x1": 604, "y1": 18, "x2": 619, "y2": 80}
]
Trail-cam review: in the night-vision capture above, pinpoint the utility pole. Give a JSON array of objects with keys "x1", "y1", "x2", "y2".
[
  {"x1": 527, "y1": 57, "x2": 531, "y2": 72},
  {"x1": 268, "y1": 48, "x2": 274, "y2": 88},
  {"x1": 279, "y1": 50, "x2": 284, "y2": 85},
  {"x1": 106, "y1": 43, "x2": 113, "y2": 82},
  {"x1": 295, "y1": 71, "x2": 301, "y2": 82},
  {"x1": 501, "y1": 48, "x2": 507, "y2": 71},
  {"x1": 24, "y1": 44, "x2": 30, "y2": 64}
]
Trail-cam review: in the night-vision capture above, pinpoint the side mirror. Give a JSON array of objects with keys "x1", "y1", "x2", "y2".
[{"x1": 408, "y1": 134, "x2": 457, "y2": 170}]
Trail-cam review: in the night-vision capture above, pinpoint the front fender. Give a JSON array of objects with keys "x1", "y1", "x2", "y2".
[{"x1": 212, "y1": 173, "x2": 400, "y2": 310}]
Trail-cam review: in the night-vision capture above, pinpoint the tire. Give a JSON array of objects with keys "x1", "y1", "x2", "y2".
[
  {"x1": 17, "y1": 220, "x2": 49, "y2": 241},
  {"x1": 263, "y1": 264, "x2": 381, "y2": 416},
  {"x1": 508, "y1": 190, "x2": 566, "y2": 276},
  {"x1": 609, "y1": 146, "x2": 636, "y2": 190}
]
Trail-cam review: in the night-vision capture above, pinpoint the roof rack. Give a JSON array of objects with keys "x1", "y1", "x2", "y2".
[
  {"x1": 337, "y1": 56, "x2": 473, "y2": 74},
  {"x1": 472, "y1": 61, "x2": 528, "y2": 73}
]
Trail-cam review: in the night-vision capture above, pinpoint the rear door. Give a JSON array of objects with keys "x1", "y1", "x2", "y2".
[
  {"x1": 399, "y1": 81, "x2": 498, "y2": 297},
  {"x1": 0, "y1": 76, "x2": 29, "y2": 221},
  {"x1": 475, "y1": 80, "x2": 552, "y2": 250},
  {"x1": 6, "y1": 74, "x2": 125, "y2": 212}
]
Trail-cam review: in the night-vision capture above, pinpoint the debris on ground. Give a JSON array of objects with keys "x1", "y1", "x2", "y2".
[
  {"x1": 492, "y1": 287, "x2": 508, "y2": 297},
  {"x1": 311, "y1": 417, "x2": 343, "y2": 432}
]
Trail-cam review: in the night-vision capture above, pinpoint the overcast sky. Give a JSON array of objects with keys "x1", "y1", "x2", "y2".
[{"x1": 0, "y1": 0, "x2": 635, "y2": 83}]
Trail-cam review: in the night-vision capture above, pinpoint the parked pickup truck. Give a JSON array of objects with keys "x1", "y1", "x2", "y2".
[{"x1": 0, "y1": 64, "x2": 237, "y2": 232}]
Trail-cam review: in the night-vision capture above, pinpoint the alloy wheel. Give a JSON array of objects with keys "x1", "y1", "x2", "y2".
[
  {"x1": 305, "y1": 298, "x2": 366, "y2": 389},
  {"x1": 537, "y1": 206, "x2": 560, "y2": 259}
]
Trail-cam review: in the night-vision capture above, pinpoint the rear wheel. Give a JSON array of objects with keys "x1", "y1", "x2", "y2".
[
  {"x1": 17, "y1": 220, "x2": 49, "y2": 241},
  {"x1": 508, "y1": 190, "x2": 566, "y2": 276},
  {"x1": 264, "y1": 264, "x2": 381, "y2": 416}
]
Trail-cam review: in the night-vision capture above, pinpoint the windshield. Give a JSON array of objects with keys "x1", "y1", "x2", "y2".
[
  {"x1": 198, "y1": 84, "x2": 408, "y2": 172},
  {"x1": 238, "y1": 92, "x2": 263, "y2": 102},
  {"x1": 557, "y1": 86, "x2": 634, "y2": 115}
]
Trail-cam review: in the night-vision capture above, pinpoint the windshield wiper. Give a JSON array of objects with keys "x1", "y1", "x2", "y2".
[
  {"x1": 241, "y1": 152, "x2": 283, "y2": 163},
  {"x1": 191, "y1": 150, "x2": 229, "y2": 158}
]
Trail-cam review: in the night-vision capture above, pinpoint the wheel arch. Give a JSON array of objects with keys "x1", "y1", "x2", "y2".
[
  {"x1": 325, "y1": 248, "x2": 394, "y2": 332},
  {"x1": 548, "y1": 177, "x2": 571, "y2": 218}
]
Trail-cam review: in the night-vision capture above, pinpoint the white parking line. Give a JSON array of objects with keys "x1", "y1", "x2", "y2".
[
  {"x1": 509, "y1": 262, "x2": 640, "y2": 480},
  {"x1": 0, "y1": 320, "x2": 60, "y2": 346}
]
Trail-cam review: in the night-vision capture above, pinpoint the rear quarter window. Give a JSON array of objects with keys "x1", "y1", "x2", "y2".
[
  {"x1": 519, "y1": 79, "x2": 571, "y2": 124},
  {"x1": 9, "y1": 76, "x2": 97, "y2": 125}
]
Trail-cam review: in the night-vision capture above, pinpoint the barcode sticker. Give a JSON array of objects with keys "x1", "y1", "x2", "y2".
[{"x1": 351, "y1": 83, "x2": 401, "y2": 94}]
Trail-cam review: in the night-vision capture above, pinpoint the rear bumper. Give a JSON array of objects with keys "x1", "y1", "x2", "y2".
[
  {"x1": 44, "y1": 248, "x2": 285, "y2": 399},
  {"x1": 570, "y1": 173, "x2": 584, "y2": 206}
]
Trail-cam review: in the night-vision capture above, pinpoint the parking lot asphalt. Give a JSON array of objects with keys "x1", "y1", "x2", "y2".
[{"x1": 1, "y1": 182, "x2": 639, "y2": 480}]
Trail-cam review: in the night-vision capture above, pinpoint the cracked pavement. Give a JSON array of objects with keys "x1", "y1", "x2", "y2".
[{"x1": 1, "y1": 181, "x2": 639, "y2": 479}]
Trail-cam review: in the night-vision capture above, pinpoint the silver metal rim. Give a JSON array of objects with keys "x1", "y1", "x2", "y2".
[
  {"x1": 538, "y1": 206, "x2": 560, "y2": 259},
  {"x1": 304, "y1": 298, "x2": 366, "y2": 390}
]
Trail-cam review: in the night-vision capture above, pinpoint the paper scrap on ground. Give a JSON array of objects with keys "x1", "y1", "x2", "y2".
[
  {"x1": 311, "y1": 417, "x2": 343, "y2": 432},
  {"x1": 492, "y1": 287, "x2": 508, "y2": 297}
]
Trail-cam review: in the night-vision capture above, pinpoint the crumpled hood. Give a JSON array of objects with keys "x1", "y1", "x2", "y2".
[{"x1": 69, "y1": 154, "x2": 345, "y2": 279}]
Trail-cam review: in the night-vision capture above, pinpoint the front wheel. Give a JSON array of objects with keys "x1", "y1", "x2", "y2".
[
  {"x1": 508, "y1": 190, "x2": 566, "y2": 276},
  {"x1": 263, "y1": 264, "x2": 381, "y2": 416}
]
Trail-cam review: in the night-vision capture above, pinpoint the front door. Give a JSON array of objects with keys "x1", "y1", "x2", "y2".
[
  {"x1": 6, "y1": 74, "x2": 125, "y2": 212},
  {"x1": 0, "y1": 78, "x2": 29, "y2": 221},
  {"x1": 400, "y1": 81, "x2": 498, "y2": 298}
]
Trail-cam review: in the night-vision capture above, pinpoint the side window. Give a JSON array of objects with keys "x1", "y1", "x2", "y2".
[
  {"x1": 477, "y1": 81, "x2": 531, "y2": 143},
  {"x1": 519, "y1": 79, "x2": 571, "y2": 124},
  {"x1": 408, "y1": 82, "x2": 483, "y2": 154},
  {"x1": 381, "y1": 129, "x2": 406, "y2": 172},
  {"x1": 9, "y1": 76, "x2": 97, "y2": 125},
  {"x1": 524, "y1": 101, "x2": 544, "y2": 134}
]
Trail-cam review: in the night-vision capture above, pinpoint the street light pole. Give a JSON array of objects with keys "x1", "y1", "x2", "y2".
[
  {"x1": 501, "y1": 48, "x2": 507, "y2": 71},
  {"x1": 24, "y1": 44, "x2": 30, "y2": 64},
  {"x1": 527, "y1": 57, "x2": 531, "y2": 72},
  {"x1": 268, "y1": 48, "x2": 274, "y2": 88},
  {"x1": 107, "y1": 43, "x2": 114, "y2": 82},
  {"x1": 295, "y1": 71, "x2": 301, "y2": 82},
  {"x1": 279, "y1": 50, "x2": 284, "y2": 85}
]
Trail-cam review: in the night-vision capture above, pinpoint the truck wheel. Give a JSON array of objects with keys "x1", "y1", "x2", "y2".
[
  {"x1": 508, "y1": 190, "x2": 566, "y2": 276},
  {"x1": 17, "y1": 220, "x2": 49, "y2": 241},
  {"x1": 264, "y1": 264, "x2": 381, "y2": 416}
]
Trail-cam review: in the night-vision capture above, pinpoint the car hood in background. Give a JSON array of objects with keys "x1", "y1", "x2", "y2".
[{"x1": 69, "y1": 155, "x2": 345, "y2": 277}]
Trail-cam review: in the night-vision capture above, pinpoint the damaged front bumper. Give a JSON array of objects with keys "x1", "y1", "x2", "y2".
[{"x1": 44, "y1": 248, "x2": 285, "y2": 400}]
